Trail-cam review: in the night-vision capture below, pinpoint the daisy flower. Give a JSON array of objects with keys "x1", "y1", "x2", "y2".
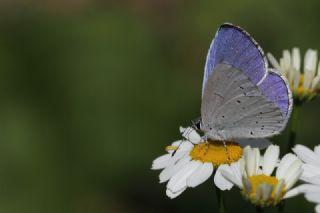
[
  {"x1": 151, "y1": 126, "x2": 270, "y2": 199},
  {"x1": 267, "y1": 48, "x2": 320, "y2": 102},
  {"x1": 219, "y1": 145, "x2": 303, "y2": 207},
  {"x1": 289, "y1": 144, "x2": 320, "y2": 212}
]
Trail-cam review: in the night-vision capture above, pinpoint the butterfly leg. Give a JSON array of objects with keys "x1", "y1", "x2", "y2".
[
  {"x1": 222, "y1": 140, "x2": 231, "y2": 161},
  {"x1": 202, "y1": 135, "x2": 209, "y2": 155}
]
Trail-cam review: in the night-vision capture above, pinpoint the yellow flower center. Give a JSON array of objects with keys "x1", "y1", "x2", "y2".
[
  {"x1": 190, "y1": 141, "x2": 242, "y2": 167},
  {"x1": 292, "y1": 74, "x2": 316, "y2": 100},
  {"x1": 243, "y1": 175, "x2": 286, "y2": 206}
]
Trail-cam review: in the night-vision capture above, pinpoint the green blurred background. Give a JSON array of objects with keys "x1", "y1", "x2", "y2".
[{"x1": 0, "y1": 0, "x2": 319, "y2": 212}]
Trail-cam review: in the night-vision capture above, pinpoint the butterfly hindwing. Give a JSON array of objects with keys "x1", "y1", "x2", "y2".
[
  {"x1": 258, "y1": 69, "x2": 292, "y2": 119},
  {"x1": 201, "y1": 64, "x2": 286, "y2": 140}
]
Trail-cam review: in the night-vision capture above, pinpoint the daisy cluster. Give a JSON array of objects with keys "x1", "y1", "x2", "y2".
[{"x1": 152, "y1": 126, "x2": 306, "y2": 206}]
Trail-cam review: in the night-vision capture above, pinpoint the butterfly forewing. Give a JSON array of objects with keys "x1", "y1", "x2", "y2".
[{"x1": 203, "y1": 24, "x2": 267, "y2": 95}]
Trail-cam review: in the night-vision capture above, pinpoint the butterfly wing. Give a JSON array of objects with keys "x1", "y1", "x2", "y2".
[
  {"x1": 201, "y1": 64, "x2": 287, "y2": 140},
  {"x1": 258, "y1": 69, "x2": 293, "y2": 120},
  {"x1": 202, "y1": 23, "x2": 268, "y2": 95},
  {"x1": 201, "y1": 24, "x2": 292, "y2": 140}
]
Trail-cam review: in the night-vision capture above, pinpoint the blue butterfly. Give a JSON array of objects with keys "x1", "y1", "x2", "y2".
[{"x1": 198, "y1": 23, "x2": 292, "y2": 141}]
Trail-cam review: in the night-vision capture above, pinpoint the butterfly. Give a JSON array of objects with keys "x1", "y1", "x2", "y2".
[{"x1": 197, "y1": 23, "x2": 292, "y2": 141}]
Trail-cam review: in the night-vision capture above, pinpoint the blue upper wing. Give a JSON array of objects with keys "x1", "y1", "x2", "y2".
[{"x1": 203, "y1": 23, "x2": 268, "y2": 95}]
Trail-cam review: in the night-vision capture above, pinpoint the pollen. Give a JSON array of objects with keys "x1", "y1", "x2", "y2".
[
  {"x1": 243, "y1": 175, "x2": 286, "y2": 206},
  {"x1": 190, "y1": 141, "x2": 242, "y2": 166},
  {"x1": 165, "y1": 145, "x2": 178, "y2": 152}
]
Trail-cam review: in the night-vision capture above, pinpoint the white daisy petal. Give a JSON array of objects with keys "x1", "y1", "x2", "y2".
[
  {"x1": 292, "y1": 47, "x2": 301, "y2": 71},
  {"x1": 244, "y1": 147, "x2": 255, "y2": 176},
  {"x1": 284, "y1": 186, "x2": 301, "y2": 199},
  {"x1": 230, "y1": 162, "x2": 243, "y2": 187},
  {"x1": 314, "y1": 145, "x2": 320, "y2": 156},
  {"x1": 276, "y1": 153, "x2": 297, "y2": 179},
  {"x1": 253, "y1": 148, "x2": 260, "y2": 175},
  {"x1": 281, "y1": 158, "x2": 302, "y2": 188},
  {"x1": 180, "y1": 127, "x2": 202, "y2": 144},
  {"x1": 152, "y1": 154, "x2": 174, "y2": 170},
  {"x1": 167, "y1": 160, "x2": 201, "y2": 193},
  {"x1": 290, "y1": 183, "x2": 320, "y2": 194},
  {"x1": 262, "y1": 145, "x2": 279, "y2": 175},
  {"x1": 166, "y1": 187, "x2": 186, "y2": 199},
  {"x1": 304, "y1": 49, "x2": 318, "y2": 89},
  {"x1": 274, "y1": 179, "x2": 285, "y2": 201},
  {"x1": 293, "y1": 144, "x2": 320, "y2": 166},
  {"x1": 187, "y1": 162, "x2": 213, "y2": 188},
  {"x1": 179, "y1": 126, "x2": 186, "y2": 134},
  {"x1": 214, "y1": 165, "x2": 234, "y2": 190},
  {"x1": 301, "y1": 164, "x2": 320, "y2": 179},
  {"x1": 301, "y1": 176, "x2": 320, "y2": 186},
  {"x1": 256, "y1": 184, "x2": 263, "y2": 200},
  {"x1": 283, "y1": 50, "x2": 291, "y2": 72},
  {"x1": 305, "y1": 192, "x2": 320, "y2": 203},
  {"x1": 285, "y1": 168, "x2": 302, "y2": 190},
  {"x1": 262, "y1": 184, "x2": 273, "y2": 201},
  {"x1": 219, "y1": 163, "x2": 243, "y2": 188},
  {"x1": 293, "y1": 68, "x2": 301, "y2": 90},
  {"x1": 304, "y1": 49, "x2": 317, "y2": 73},
  {"x1": 280, "y1": 58, "x2": 286, "y2": 75},
  {"x1": 178, "y1": 141, "x2": 194, "y2": 153},
  {"x1": 242, "y1": 177, "x2": 252, "y2": 193},
  {"x1": 267, "y1": 53, "x2": 282, "y2": 72},
  {"x1": 159, "y1": 155, "x2": 191, "y2": 183}
]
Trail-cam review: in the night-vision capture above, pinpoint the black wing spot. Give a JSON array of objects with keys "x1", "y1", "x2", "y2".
[
  {"x1": 250, "y1": 131, "x2": 254, "y2": 135},
  {"x1": 239, "y1": 86, "x2": 244, "y2": 89},
  {"x1": 255, "y1": 121, "x2": 258, "y2": 124},
  {"x1": 236, "y1": 100, "x2": 241, "y2": 104},
  {"x1": 259, "y1": 112, "x2": 263, "y2": 115},
  {"x1": 222, "y1": 115, "x2": 225, "y2": 118}
]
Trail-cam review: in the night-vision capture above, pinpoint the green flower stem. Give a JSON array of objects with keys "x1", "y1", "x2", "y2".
[
  {"x1": 287, "y1": 105, "x2": 300, "y2": 152},
  {"x1": 215, "y1": 186, "x2": 225, "y2": 213}
]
